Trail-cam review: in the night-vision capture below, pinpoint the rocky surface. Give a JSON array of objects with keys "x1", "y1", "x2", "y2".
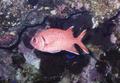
[{"x1": 0, "y1": 0, "x2": 120, "y2": 83}]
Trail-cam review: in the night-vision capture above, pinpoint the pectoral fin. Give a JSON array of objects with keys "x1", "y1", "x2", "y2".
[
  {"x1": 43, "y1": 41, "x2": 61, "y2": 53},
  {"x1": 66, "y1": 26, "x2": 74, "y2": 32}
]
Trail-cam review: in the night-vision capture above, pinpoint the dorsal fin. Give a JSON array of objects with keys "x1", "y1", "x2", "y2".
[{"x1": 66, "y1": 26, "x2": 74, "y2": 32}]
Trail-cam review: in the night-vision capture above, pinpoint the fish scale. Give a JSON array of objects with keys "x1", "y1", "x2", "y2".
[{"x1": 30, "y1": 26, "x2": 89, "y2": 55}]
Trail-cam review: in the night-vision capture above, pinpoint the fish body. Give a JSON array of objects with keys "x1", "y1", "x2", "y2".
[{"x1": 30, "y1": 26, "x2": 89, "y2": 55}]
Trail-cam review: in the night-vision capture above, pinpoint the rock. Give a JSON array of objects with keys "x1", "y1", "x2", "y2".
[
  {"x1": 18, "y1": 42, "x2": 40, "y2": 69},
  {"x1": 12, "y1": 54, "x2": 26, "y2": 68},
  {"x1": 27, "y1": 0, "x2": 39, "y2": 6}
]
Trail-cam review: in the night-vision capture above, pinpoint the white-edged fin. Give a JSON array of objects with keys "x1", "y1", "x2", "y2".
[
  {"x1": 66, "y1": 46, "x2": 79, "y2": 55},
  {"x1": 78, "y1": 29, "x2": 87, "y2": 39},
  {"x1": 79, "y1": 42, "x2": 89, "y2": 54},
  {"x1": 70, "y1": 26, "x2": 74, "y2": 29},
  {"x1": 49, "y1": 50, "x2": 61, "y2": 53},
  {"x1": 66, "y1": 26, "x2": 74, "y2": 32},
  {"x1": 76, "y1": 29, "x2": 89, "y2": 54}
]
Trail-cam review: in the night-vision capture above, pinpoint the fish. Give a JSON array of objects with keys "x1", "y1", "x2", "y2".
[{"x1": 30, "y1": 26, "x2": 89, "y2": 55}]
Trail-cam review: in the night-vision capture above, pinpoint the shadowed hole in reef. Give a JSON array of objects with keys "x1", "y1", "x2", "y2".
[
  {"x1": 20, "y1": 10, "x2": 93, "y2": 81},
  {"x1": 33, "y1": 11, "x2": 119, "y2": 81},
  {"x1": 34, "y1": 50, "x2": 66, "y2": 80},
  {"x1": 45, "y1": 10, "x2": 93, "y2": 30},
  {"x1": 65, "y1": 54, "x2": 90, "y2": 75},
  {"x1": 34, "y1": 11, "x2": 92, "y2": 76}
]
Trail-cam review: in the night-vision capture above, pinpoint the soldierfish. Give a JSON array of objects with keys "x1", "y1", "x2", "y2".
[{"x1": 30, "y1": 26, "x2": 89, "y2": 55}]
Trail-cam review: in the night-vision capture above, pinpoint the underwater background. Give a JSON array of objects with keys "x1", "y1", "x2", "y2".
[{"x1": 0, "y1": 0, "x2": 120, "y2": 83}]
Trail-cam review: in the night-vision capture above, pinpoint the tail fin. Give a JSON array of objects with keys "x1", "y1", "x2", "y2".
[
  {"x1": 77, "y1": 29, "x2": 89, "y2": 54},
  {"x1": 77, "y1": 29, "x2": 87, "y2": 40}
]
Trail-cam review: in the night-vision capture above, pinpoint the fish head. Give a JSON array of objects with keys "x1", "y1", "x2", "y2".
[
  {"x1": 30, "y1": 28, "x2": 64, "y2": 53},
  {"x1": 30, "y1": 33, "x2": 45, "y2": 51}
]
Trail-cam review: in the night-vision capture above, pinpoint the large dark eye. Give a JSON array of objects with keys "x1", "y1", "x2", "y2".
[{"x1": 33, "y1": 37, "x2": 36, "y2": 42}]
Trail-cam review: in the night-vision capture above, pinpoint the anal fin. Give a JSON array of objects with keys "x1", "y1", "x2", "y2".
[{"x1": 65, "y1": 46, "x2": 79, "y2": 55}]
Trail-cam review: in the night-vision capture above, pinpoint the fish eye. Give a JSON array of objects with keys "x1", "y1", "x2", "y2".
[{"x1": 33, "y1": 37, "x2": 36, "y2": 43}]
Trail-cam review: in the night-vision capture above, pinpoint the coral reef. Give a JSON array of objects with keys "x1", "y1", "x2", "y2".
[{"x1": 0, "y1": 0, "x2": 120, "y2": 83}]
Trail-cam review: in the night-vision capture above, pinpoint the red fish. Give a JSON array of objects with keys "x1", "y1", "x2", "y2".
[{"x1": 30, "y1": 26, "x2": 89, "y2": 55}]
